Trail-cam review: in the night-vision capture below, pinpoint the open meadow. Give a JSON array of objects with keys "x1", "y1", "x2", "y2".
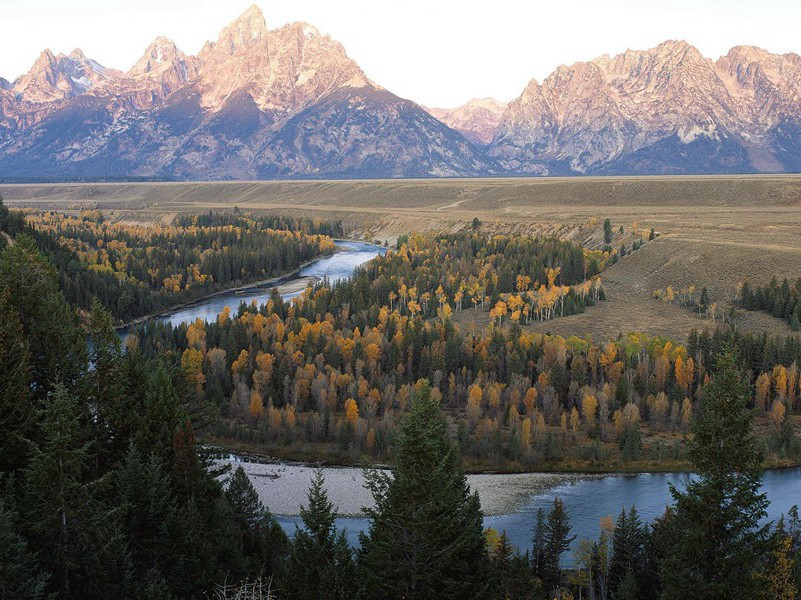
[{"x1": 5, "y1": 174, "x2": 801, "y2": 342}]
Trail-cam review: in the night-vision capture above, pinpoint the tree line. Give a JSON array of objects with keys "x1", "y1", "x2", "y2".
[
  {"x1": 13, "y1": 204, "x2": 339, "y2": 322},
  {"x1": 130, "y1": 247, "x2": 801, "y2": 470},
  {"x1": 739, "y1": 277, "x2": 801, "y2": 331}
]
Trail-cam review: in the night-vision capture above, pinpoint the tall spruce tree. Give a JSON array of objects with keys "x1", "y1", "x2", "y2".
[
  {"x1": 284, "y1": 469, "x2": 353, "y2": 600},
  {"x1": 542, "y1": 497, "x2": 576, "y2": 593},
  {"x1": 0, "y1": 288, "x2": 33, "y2": 475},
  {"x1": 659, "y1": 352, "x2": 770, "y2": 599},
  {"x1": 0, "y1": 490, "x2": 51, "y2": 600},
  {"x1": 22, "y1": 384, "x2": 119, "y2": 598},
  {"x1": 226, "y1": 465, "x2": 287, "y2": 582},
  {"x1": 0, "y1": 236, "x2": 86, "y2": 399},
  {"x1": 609, "y1": 506, "x2": 649, "y2": 600},
  {"x1": 357, "y1": 381, "x2": 488, "y2": 599}
]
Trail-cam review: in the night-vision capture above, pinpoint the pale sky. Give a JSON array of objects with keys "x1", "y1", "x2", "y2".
[{"x1": 1, "y1": 0, "x2": 800, "y2": 107}]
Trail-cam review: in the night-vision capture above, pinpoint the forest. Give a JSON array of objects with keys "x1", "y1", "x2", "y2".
[
  {"x1": 6, "y1": 203, "x2": 340, "y2": 322},
  {"x1": 128, "y1": 229, "x2": 801, "y2": 470},
  {"x1": 739, "y1": 276, "x2": 801, "y2": 331},
  {"x1": 1, "y1": 233, "x2": 800, "y2": 599}
]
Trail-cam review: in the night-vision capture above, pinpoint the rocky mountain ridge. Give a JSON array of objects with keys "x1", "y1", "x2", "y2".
[{"x1": 1, "y1": 11, "x2": 800, "y2": 179}]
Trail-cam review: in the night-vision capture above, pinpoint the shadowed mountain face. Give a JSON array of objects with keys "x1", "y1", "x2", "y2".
[
  {"x1": 0, "y1": 5, "x2": 493, "y2": 180},
  {"x1": 1, "y1": 10, "x2": 801, "y2": 180},
  {"x1": 488, "y1": 41, "x2": 801, "y2": 175}
]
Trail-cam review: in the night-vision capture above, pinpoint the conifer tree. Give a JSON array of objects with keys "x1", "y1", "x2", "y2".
[
  {"x1": 226, "y1": 465, "x2": 287, "y2": 581},
  {"x1": 284, "y1": 469, "x2": 353, "y2": 600},
  {"x1": 358, "y1": 381, "x2": 488, "y2": 599},
  {"x1": 0, "y1": 289, "x2": 33, "y2": 474},
  {"x1": 0, "y1": 492, "x2": 51, "y2": 600},
  {"x1": 542, "y1": 497, "x2": 576, "y2": 593},
  {"x1": 659, "y1": 352, "x2": 770, "y2": 598},
  {"x1": 0, "y1": 236, "x2": 86, "y2": 398},
  {"x1": 22, "y1": 384, "x2": 115, "y2": 598}
]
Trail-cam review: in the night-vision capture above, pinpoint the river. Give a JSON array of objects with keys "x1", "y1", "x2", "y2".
[
  {"x1": 128, "y1": 239, "x2": 799, "y2": 563},
  {"x1": 220, "y1": 459, "x2": 801, "y2": 566},
  {"x1": 117, "y1": 240, "x2": 386, "y2": 336}
]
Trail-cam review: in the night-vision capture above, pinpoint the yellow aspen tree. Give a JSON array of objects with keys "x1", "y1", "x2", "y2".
[
  {"x1": 521, "y1": 417, "x2": 532, "y2": 447},
  {"x1": 774, "y1": 365, "x2": 789, "y2": 398},
  {"x1": 570, "y1": 407, "x2": 580, "y2": 434},
  {"x1": 181, "y1": 348, "x2": 205, "y2": 388},
  {"x1": 755, "y1": 373, "x2": 772, "y2": 411},
  {"x1": 524, "y1": 387, "x2": 538, "y2": 414},
  {"x1": 345, "y1": 398, "x2": 359, "y2": 427},
  {"x1": 366, "y1": 428, "x2": 376, "y2": 452},
  {"x1": 681, "y1": 397, "x2": 692, "y2": 428},
  {"x1": 582, "y1": 394, "x2": 598, "y2": 430},
  {"x1": 768, "y1": 537, "x2": 797, "y2": 600},
  {"x1": 770, "y1": 399, "x2": 787, "y2": 430},
  {"x1": 249, "y1": 391, "x2": 265, "y2": 418},
  {"x1": 535, "y1": 413, "x2": 546, "y2": 438}
]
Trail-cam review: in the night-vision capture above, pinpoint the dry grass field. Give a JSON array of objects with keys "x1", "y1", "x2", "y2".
[{"x1": 4, "y1": 174, "x2": 801, "y2": 342}]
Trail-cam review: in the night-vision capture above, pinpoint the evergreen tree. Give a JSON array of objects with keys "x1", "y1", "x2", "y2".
[
  {"x1": 0, "y1": 491, "x2": 51, "y2": 600},
  {"x1": 115, "y1": 446, "x2": 179, "y2": 596},
  {"x1": 0, "y1": 289, "x2": 33, "y2": 474},
  {"x1": 284, "y1": 469, "x2": 353, "y2": 600},
  {"x1": 604, "y1": 219, "x2": 613, "y2": 244},
  {"x1": 0, "y1": 236, "x2": 86, "y2": 399},
  {"x1": 659, "y1": 352, "x2": 770, "y2": 599},
  {"x1": 531, "y1": 508, "x2": 547, "y2": 580},
  {"x1": 226, "y1": 465, "x2": 287, "y2": 581},
  {"x1": 358, "y1": 381, "x2": 488, "y2": 599},
  {"x1": 609, "y1": 507, "x2": 648, "y2": 599},
  {"x1": 22, "y1": 384, "x2": 118, "y2": 598},
  {"x1": 541, "y1": 497, "x2": 576, "y2": 593}
]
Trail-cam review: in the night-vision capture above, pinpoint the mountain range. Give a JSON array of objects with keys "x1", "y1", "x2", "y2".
[{"x1": 1, "y1": 5, "x2": 800, "y2": 180}]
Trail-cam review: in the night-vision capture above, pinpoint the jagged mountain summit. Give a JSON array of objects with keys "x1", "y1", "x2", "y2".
[
  {"x1": 489, "y1": 40, "x2": 801, "y2": 175},
  {"x1": 427, "y1": 98, "x2": 508, "y2": 146},
  {"x1": 1, "y1": 19, "x2": 801, "y2": 179},
  {"x1": 0, "y1": 5, "x2": 490, "y2": 180}
]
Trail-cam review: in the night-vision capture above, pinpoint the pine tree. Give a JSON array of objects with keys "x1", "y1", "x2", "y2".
[
  {"x1": 0, "y1": 288, "x2": 33, "y2": 474},
  {"x1": 284, "y1": 469, "x2": 353, "y2": 600},
  {"x1": 0, "y1": 491, "x2": 51, "y2": 600},
  {"x1": 22, "y1": 384, "x2": 115, "y2": 598},
  {"x1": 115, "y1": 446, "x2": 179, "y2": 595},
  {"x1": 659, "y1": 352, "x2": 770, "y2": 598},
  {"x1": 532, "y1": 508, "x2": 547, "y2": 580},
  {"x1": 0, "y1": 236, "x2": 86, "y2": 399},
  {"x1": 226, "y1": 465, "x2": 287, "y2": 581},
  {"x1": 358, "y1": 381, "x2": 488, "y2": 599},
  {"x1": 542, "y1": 497, "x2": 576, "y2": 593},
  {"x1": 609, "y1": 507, "x2": 648, "y2": 599}
]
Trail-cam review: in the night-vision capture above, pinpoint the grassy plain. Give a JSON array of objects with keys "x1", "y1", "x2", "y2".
[{"x1": 5, "y1": 174, "x2": 801, "y2": 342}]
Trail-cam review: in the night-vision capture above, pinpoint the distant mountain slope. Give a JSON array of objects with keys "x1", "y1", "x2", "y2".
[
  {"x1": 2, "y1": 15, "x2": 801, "y2": 179},
  {"x1": 0, "y1": 5, "x2": 490, "y2": 180},
  {"x1": 427, "y1": 98, "x2": 507, "y2": 146},
  {"x1": 489, "y1": 40, "x2": 801, "y2": 175}
]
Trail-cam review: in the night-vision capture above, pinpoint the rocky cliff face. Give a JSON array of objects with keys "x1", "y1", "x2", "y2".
[
  {"x1": 490, "y1": 40, "x2": 801, "y2": 175},
  {"x1": 0, "y1": 5, "x2": 489, "y2": 180},
  {"x1": 427, "y1": 98, "x2": 507, "y2": 146},
  {"x1": 2, "y1": 18, "x2": 801, "y2": 179}
]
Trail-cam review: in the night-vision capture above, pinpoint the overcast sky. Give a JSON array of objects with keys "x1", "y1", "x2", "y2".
[{"x1": 1, "y1": 0, "x2": 800, "y2": 107}]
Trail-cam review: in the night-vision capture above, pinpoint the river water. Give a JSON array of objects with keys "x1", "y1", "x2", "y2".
[
  {"x1": 133, "y1": 239, "x2": 799, "y2": 562},
  {"x1": 118, "y1": 240, "x2": 386, "y2": 335},
  {"x1": 220, "y1": 460, "x2": 801, "y2": 566}
]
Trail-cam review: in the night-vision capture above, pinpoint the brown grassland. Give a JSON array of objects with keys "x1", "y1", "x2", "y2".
[{"x1": 5, "y1": 174, "x2": 801, "y2": 343}]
